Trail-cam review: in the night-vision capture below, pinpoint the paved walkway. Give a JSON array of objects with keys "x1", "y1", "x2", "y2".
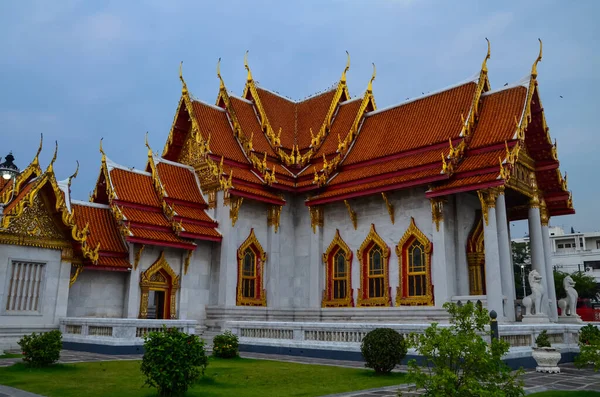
[{"x1": 0, "y1": 350, "x2": 598, "y2": 396}]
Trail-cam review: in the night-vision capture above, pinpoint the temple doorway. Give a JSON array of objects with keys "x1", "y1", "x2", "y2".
[
  {"x1": 147, "y1": 289, "x2": 167, "y2": 319},
  {"x1": 467, "y1": 212, "x2": 486, "y2": 295}
]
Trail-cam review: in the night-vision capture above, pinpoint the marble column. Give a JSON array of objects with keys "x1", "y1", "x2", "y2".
[
  {"x1": 541, "y1": 200, "x2": 559, "y2": 321},
  {"x1": 495, "y1": 191, "x2": 516, "y2": 321},
  {"x1": 217, "y1": 191, "x2": 238, "y2": 307},
  {"x1": 528, "y1": 196, "x2": 549, "y2": 315},
  {"x1": 123, "y1": 244, "x2": 142, "y2": 318},
  {"x1": 308, "y1": 208, "x2": 324, "y2": 308},
  {"x1": 480, "y1": 190, "x2": 505, "y2": 320},
  {"x1": 53, "y1": 259, "x2": 72, "y2": 323},
  {"x1": 266, "y1": 221, "x2": 281, "y2": 308},
  {"x1": 431, "y1": 197, "x2": 456, "y2": 307}
]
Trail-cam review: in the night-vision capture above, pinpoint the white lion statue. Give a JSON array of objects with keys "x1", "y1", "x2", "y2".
[
  {"x1": 558, "y1": 275, "x2": 578, "y2": 317},
  {"x1": 523, "y1": 269, "x2": 545, "y2": 316}
]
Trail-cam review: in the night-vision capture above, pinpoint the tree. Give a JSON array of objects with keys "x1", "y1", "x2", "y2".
[
  {"x1": 554, "y1": 270, "x2": 600, "y2": 300},
  {"x1": 512, "y1": 241, "x2": 531, "y2": 299},
  {"x1": 402, "y1": 302, "x2": 524, "y2": 397}
]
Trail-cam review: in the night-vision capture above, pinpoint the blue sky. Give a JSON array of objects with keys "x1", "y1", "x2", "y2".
[{"x1": 1, "y1": 0, "x2": 598, "y2": 237}]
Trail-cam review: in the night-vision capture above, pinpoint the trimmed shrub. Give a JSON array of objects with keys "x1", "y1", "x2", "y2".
[
  {"x1": 141, "y1": 326, "x2": 208, "y2": 397},
  {"x1": 361, "y1": 328, "x2": 407, "y2": 374},
  {"x1": 18, "y1": 330, "x2": 62, "y2": 367},
  {"x1": 576, "y1": 324, "x2": 600, "y2": 371},
  {"x1": 535, "y1": 330, "x2": 551, "y2": 348},
  {"x1": 579, "y1": 324, "x2": 600, "y2": 345},
  {"x1": 212, "y1": 330, "x2": 239, "y2": 358}
]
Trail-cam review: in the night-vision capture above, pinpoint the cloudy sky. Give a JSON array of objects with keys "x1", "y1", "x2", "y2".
[{"x1": 1, "y1": 0, "x2": 598, "y2": 237}]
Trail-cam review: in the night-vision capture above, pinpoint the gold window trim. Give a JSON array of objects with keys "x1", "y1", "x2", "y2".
[
  {"x1": 396, "y1": 217, "x2": 434, "y2": 306},
  {"x1": 139, "y1": 251, "x2": 180, "y2": 319},
  {"x1": 322, "y1": 229, "x2": 353, "y2": 307},
  {"x1": 236, "y1": 229, "x2": 267, "y2": 306},
  {"x1": 357, "y1": 224, "x2": 391, "y2": 307}
]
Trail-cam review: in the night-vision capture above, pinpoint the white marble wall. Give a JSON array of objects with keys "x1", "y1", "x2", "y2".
[
  {"x1": 322, "y1": 188, "x2": 433, "y2": 306},
  {"x1": 0, "y1": 244, "x2": 69, "y2": 326},
  {"x1": 454, "y1": 192, "x2": 480, "y2": 295},
  {"x1": 178, "y1": 240, "x2": 213, "y2": 321},
  {"x1": 67, "y1": 270, "x2": 126, "y2": 318}
]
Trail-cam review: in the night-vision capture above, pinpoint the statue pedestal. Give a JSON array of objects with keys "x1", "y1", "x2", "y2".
[
  {"x1": 522, "y1": 314, "x2": 550, "y2": 324},
  {"x1": 558, "y1": 315, "x2": 583, "y2": 324}
]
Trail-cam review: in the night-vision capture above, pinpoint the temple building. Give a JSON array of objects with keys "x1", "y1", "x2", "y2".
[{"x1": 0, "y1": 41, "x2": 575, "y2": 350}]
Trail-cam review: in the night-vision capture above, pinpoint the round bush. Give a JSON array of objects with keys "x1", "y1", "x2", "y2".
[
  {"x1": 141, "y1": 327, "x2": 208, "y2": 397},
  {"x1": 579, "y1": 324, "x2": 600, "y2": 345},
  {"x1": 18, "y1": 330, "x2": 62, "y2": 367},
  {"x1": 361, "y1": 328, "x2": 407, "y2": 374},
  {"x1": 212, "y1": 330, "x2": 239, "y2": 358}
]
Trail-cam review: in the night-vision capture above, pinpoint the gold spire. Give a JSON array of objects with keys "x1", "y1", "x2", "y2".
[
  {"x1": 33, "y1": 133, "x2": 43, "y2": 166},
  {"x1": 244, "y1": 50, "x2": 253, "y2": 82},
  {"x1": 531, "y1": 38, "x2": 543, "y2": 79},
  {"x1": 481, "y1": 38, "x2": 491, "y2": 73},
  {"x1": 341, "y1": 51, "x2": 350, "y2": 83},
  {"x1": 67, "y1": 160, "x2": 79, "y2": 185},
  {"x1": 179, "y1": 61, "x2": 188, "y2": 95},
  {"x1": 47, "y1": 141, "x2": 58, "y2": 173},
  {"x1": 145, "y1": 131, "x2": 153, "y2": 157},
  {"x1": 217, "y1": 57, "x2": 225, "y2": 90},
  {"x1": 367, "y1": 63, "x2": 376, "y2": 93},
  {"x1": 99, "y1": 138, "x2": 107, "y2": 163}
]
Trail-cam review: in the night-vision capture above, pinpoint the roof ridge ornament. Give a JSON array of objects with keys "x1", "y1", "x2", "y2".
[
  {"x1": 46, "y1": 141, "x2": 58, "y2": 174},
  {"x1": 481, "y1": 38, "x2": 491, "y2": 73},
  {"x1": 67, "y1": 160, "x2": 80, "y2": 190},
  {"x1": 244, "y1": 50, "x2": 253, "y2": 82},
  {"x1": 341, "y1": 51, "x2": 350, "y2": 83},
  {"x1": 531, "y1": 38, "x2": 543, "y2": 78},
  {"x1": 217, "y1": 57, "x2": 225, "y2": 90},
  {"x1": 367, "y1": 63, "x2": 376, "y2": 93},
  {"x1": 179, "y1": 61, "x2": 188, "y2": 95},
  {"x1": 33, "y1": 133, "x2": 43, "y2": 166}
]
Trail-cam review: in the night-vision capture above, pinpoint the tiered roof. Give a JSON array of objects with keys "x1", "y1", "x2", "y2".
[{"x1": 159, "y1": 42, "x2": 572, "y2": 219}]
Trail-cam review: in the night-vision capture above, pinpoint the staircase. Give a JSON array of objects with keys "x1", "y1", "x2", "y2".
[{"x1": 196, "y1": 327, "x2": 221, "y2": 353}]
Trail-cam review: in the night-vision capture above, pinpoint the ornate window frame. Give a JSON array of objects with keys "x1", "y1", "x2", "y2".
[
  {"x1": 396, "y1": 217, "x2": 434, "y2": 306},
  {"x1": 236, "y1": 229, "x2": 267, "y2": 306},
  {"x1": 322, "y1": 229, "x2": 353, "y2": 307},
  {"x1": 357, "y1": 224, "x2": 391, "y2": 307},
  {"x1": 466, "y1": 211, "x2": 486, "y2": 295},
  {"x1": 139, "y1": 251, "x2": 180, "y2": 319}
]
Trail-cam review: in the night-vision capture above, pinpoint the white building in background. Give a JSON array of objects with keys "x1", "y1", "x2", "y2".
[{"x1": 513, "y1": 226, "x2": 600, "y2": 283}]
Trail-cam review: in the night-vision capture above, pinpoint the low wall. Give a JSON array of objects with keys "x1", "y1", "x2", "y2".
[
  {"x1": 0, "y1": 325, "x2": 58, "y2": 351},
  {"x1": 60, "y1": 318, "x2": 198, "y2": 355},
  {"x1": 224, "y1": 320, "x2": 585, "y2": 369}
]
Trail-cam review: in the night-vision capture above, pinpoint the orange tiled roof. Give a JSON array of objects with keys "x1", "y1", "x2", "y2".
[
  {"x1": 469, "y1": 86, "x2": 527, "y2": 149},
  {"x1": 230, "y1": 96, "x2": 277, "y2": 157},
  {"x1": 316, "y1": 98, "x2": 362, "y2": 156},
  {"x1": 330, "y1": 147, "x2": 447, "y2": 186},
  {"x1": 429, "y1": 172, "x2": 501, "y2": 193},
  {"x1": 72, "y1": 202, "x2": 127, "y2": 254},
  {"x1": 97, "y1": 256, "x2": 131, "y2": 268},
  {"x1": 172, "y1": 203, "x2": 215, "y2": 223},
  {"x1": 296, "y1": 90, "x2": 338, "y2": 149},
  {"x1": 191, "y1": 101, "x2": 249, "y2": 164},
  {"x1": 311, "y1": 168, "x2": 443, "y2": 201},
  {"x1": 452, "y1": 149, "x2": 505, "y2": 174},
  {"x1": 109, "y1": 168, "x2": 161, "y2": 207},
  {"x1": 3, "y1": 180, "x2": 35, "y2": 213},
  {"x1": 156, "y1": 161, "x2": 206, "y2": 205},
  {"x1": 129, "y1": 226, "x2": 193, "y2": 245},
  {"x1": 343, "y1": 82, "x2": 477, "y2": 166},
  {"x1": 120, "y1": 205, "x2": 171, "y2": 227},
  {"x1": 255, "y1": 88, "x2": 296, "y2": 148},
  {"x1": 231, "y1": 183, "x2": 284, "y2": 202},
  {"x1": 181, "y1": 222, "x2": 221, "y2": 238}
]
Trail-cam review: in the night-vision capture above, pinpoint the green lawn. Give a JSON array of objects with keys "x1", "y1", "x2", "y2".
[
  {"x1": 0, "y1": 357, "x2": 406, "y2": 397},
  {"x1": 0, "y1": 353, "x2": 21, "y2": 359},
  {"x1": 530, "y1": 393, "x2": 600, "y2": 396}
]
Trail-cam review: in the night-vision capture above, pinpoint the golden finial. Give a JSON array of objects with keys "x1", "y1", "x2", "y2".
[
  {"x1": 244, "y1": 50, "x2": 253, "y2": 82},
  {"x1": 47, "y1": 140, "x2": 58, "y2": 172},
  {"x1": 219, "y1": 155, "x2": 224, "y2": 172},
  {"x1": 179, "y1": 61, "x2": 188, "y2": 95},
  {"x1": 145, "y1": 131, "x2": 152, "y2": 155},
  {"x1": 481, "y1": 38, "x2": 491, "y2": 73},
  {"x1": 531, "y1": 38, "x2": 543, "y2": 78},
  {"x1": 67, "y1": 160, "x2": 80, "y2": 189},
  {"x1": 34, "y1": 133, "x2": 43, "y2": 160},
  {"x1": 341, "y1": 51, "x2": 350, "y2": 83},
  {"x1": 367, "y1": 63, "x2": 376, "y2": 93},
  {"x1": 217, "y1": 57, "x2": 225, "y2": 90}
]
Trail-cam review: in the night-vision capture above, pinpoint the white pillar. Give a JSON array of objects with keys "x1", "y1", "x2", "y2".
[
  {"x1": 481, "y1": 190, "x2": 505, "y2": 320},
  {"x1": 431, "y1": 197, "x2": 456, "y2": 307},
  {"x1": 495, "y1": 192, "x2": 516, "y2": 321},
  {"x1": 124, "y1": 244, "x2": 142, "y2": 318},
  {"x1": 528, "y1": 198, "x2": 549, "y2": 314},
  {"x1": 541, "y1": 201, "x2": 558, "y2": 321},
  {"x1": 308, "y1": 215, "x2": 324, "y2": 308},
  {"x1": 53, "y1": 260, "x2": 72, "y2": 323},
  {"x1": 266, "y1": 221, "x2": 281, "y2": 308},
  {"x1": 217, "y1": 191, "x2": 238, "y2": 307}
]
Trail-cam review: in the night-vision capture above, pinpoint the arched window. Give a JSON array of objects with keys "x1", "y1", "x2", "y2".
[
  {"x1": 237, "y1": 229, "x2": 267, "y2": 306},
  {"x1": 322, "y1": 230, "x2": 353, "y2": 307},
  {"x1": 396, "y1": 217, "x2": 433, "y2": 306},
  {"x1": 357, "y1": 224, "x2": 390, "y2": 307}
]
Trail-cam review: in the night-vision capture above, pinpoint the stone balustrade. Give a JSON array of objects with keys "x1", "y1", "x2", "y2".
[{"x1": 60, "y1": 318, "x2": 197, "y2": 350}]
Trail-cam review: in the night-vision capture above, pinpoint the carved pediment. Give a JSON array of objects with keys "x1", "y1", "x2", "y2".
[{"x1": 6, "y1": 195, "x2": 66, "y2": 241}]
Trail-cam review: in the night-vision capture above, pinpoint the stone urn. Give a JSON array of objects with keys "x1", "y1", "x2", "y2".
[{"x1": 532, "y1": 347, "x2": 561, "y2": 373}]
